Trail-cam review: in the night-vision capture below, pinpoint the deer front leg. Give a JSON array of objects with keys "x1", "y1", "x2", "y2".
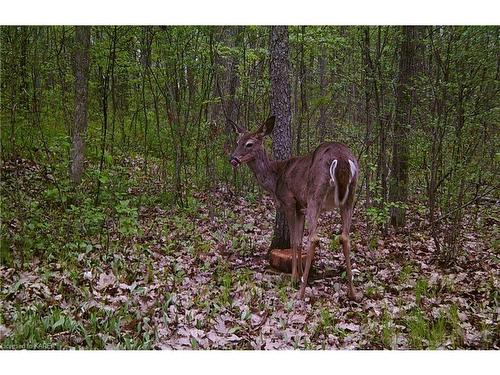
[
  {"x1": 340, "y1": 205, "x2": 362, "y2": 302},
  {"x1": 298, "y1": 209, "x2": 320, "y2": 299}
]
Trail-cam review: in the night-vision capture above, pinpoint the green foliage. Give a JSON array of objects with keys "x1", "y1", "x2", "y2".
[
  {"x1": 405, "y1": 309, "x2": 447, "y2": 349},
  {"x1": 399, "y1": 263, "x2": 414, "y2": 283},
  {"x1": 316, "y1": 307, "x2": 337, "y2": 336},
  {"x1": 415, "y1": 278, "x2": 432, "y2": 306},
  {"x1": 115, "y1": 200, "x2": 139, "y2": 237},
  {"x1": 366, "y1": 201, "x2": 408, "y2": 228},
  {"x1": 380, "y1": 310, "x2": 395, "y2": 348},
  {"x1": 216, "y1": 264, "x2": 233, "y2": 306},
  {"x1": 364, "y1": 169, "x2": 409, "y2": 228},
  {"x1": 1, "y1": 306, "x2": 81, "y2": 349}
]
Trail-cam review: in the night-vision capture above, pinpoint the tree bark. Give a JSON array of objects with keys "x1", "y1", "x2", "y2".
[
  {"x1": 269, "y1": 26, "x2": 292, "y2": 250},
  {"x1": 389, "y1": 26, "x2": 417, "y2": 227},
  {"x1": 317, "y1": 47, "x2": 327, "y2": 142},
  {"x1": 296, "y1": 26, "x2": 308, "y2": 156},
  {"x1": 364, "y1": 26, "x2": 388, "y2": 231},
  {"x1": 362, "y1": 27, "x2": 373, "y2": 211},
  {"x1": 70, "y1": 26, "x2": 91, "y2": 184}
]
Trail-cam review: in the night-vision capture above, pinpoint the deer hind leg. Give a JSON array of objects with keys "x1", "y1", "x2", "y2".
[
  {"x1": 298, "y1": 207, "x2": 320, "y2": 299},
  {"x1": 285, "y1": 209, "x2": 301, "y2": 286},
  {"x1": 340, "y1": 202, "x2": 362, "y2": 302},
  {"x1": 296, "y1": 211, "x2": 305, "y2": 278}
]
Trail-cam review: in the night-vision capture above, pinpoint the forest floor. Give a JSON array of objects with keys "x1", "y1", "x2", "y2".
[{"x1": 0, "y1": 155, "x2": 498, "y2": 349}]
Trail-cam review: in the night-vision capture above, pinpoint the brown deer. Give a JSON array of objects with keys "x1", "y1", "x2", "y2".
[{"x1": 229, "y1": 116, "x2": 361, "y2": 301}]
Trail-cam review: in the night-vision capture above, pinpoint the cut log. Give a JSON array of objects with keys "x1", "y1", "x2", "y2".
[{"x1": 269, "y1": 248, "x2": 309, "y2": 273}]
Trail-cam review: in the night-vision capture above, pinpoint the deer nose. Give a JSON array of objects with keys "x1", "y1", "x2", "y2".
[{"x1": 229, "y1": 156, "x2": 241, "y2": 168}]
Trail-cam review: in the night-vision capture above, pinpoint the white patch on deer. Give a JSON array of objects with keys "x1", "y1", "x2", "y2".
[
  {"x1": 339, "y1": 186, "x2": 349, "y2": 206},
  {"x1": 330, "y1": 159, "x2": 356, "y2": 207},
  {"x1": 329, "y1": 159, "x2": 340, "y2": 207},
  {"x1": 348, "y1": 159, "x2": 356, "y2": 182},
  {"x1": 329, "y1": 159, "x2": 338, "y2": 187}
]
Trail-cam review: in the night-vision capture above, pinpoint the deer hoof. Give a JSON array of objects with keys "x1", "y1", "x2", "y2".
[{"x1": 348, "y1": 290, "x2": 363, "y2": 302}]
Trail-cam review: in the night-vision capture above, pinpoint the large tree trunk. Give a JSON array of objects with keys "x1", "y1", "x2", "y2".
[
  {"x1": 269, "y1": 26, "x2": 292, "y2": 250},
  {"x1": 389, "y1": 26, "x2": 417, "y2": 227},
  {"x1": 70, "y1": 26, "x2": 91, "y2": 184}
]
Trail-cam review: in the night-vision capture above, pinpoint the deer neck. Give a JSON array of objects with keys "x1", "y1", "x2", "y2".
[{"x1": 247, "y1": 149, "x2": 277, "y2": 195}]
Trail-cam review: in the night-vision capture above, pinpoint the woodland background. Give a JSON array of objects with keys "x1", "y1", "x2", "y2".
[{"x1": 0, "y1": 26, "x2": 498, "y2": 349}]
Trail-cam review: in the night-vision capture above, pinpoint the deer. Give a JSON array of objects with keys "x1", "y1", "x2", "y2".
[{"x1": 229, "y1": 115, "x2": 362, "y2": 301}]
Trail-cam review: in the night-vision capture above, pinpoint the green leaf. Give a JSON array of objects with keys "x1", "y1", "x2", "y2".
[
  {"x1": 190, "y1": 337, "x2": 199, "y2": 349},
  {"x1": 53, "y1": 316, "x2": 65, "y2": 330}
]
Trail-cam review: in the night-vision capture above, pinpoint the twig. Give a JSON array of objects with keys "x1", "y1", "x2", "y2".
[{"x1": 425, "y1": 185, "x2": 498, "y2": 229}]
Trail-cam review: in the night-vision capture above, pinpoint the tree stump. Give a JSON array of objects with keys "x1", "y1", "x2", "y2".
[{"x1": 269, "y1": 249, "x2": 308, "y2": 273}]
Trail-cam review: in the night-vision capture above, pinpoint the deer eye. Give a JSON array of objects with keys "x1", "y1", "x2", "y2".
[{"x1": 245, "y1": 142, "x2": 254, "y2": 148}]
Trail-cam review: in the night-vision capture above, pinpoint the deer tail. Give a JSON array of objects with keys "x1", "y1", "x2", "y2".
[{"x1": 330, "y1": 159, "x2": 357, "y2": 206}]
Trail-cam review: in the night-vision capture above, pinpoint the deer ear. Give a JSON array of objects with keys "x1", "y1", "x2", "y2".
[
  {"x1": 228, "y1": 119, "x2": 245, "y2": 136},
  {"x1": 257, "y1": 116, "x2": 275, "y2": 137}
]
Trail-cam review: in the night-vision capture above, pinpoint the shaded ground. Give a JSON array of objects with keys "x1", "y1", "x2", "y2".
[{"x1": 0, "y1": 156, "x2": 498, "y2": 349}]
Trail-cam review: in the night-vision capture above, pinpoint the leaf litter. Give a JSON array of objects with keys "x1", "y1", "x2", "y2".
[{"x1": 0, "y1": 157, "x2": 498, "y2": 349}]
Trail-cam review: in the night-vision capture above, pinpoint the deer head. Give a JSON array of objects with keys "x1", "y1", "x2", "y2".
[{"x1": 228, "y1": 116, "x2": 275, "y2": 168}]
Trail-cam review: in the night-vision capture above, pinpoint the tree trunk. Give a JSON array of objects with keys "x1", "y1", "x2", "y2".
[
  {"x1": 389, "y1": 26, "x2": 417, "y2": 227},
  {"x1": 296, "y1": 26, "x2": 308, "y2": 156},
  {"x1": 362, "y1": 27, "x2": 373, "y2": 211},
  {"x1": 317, "y1": 47, "x2": 327, "y2": 142},
  {"x1": 364, "y1": 26, "x2": 388, "y2": 232},
  {"x1": 269, "y1": 26, "x2": 292, "y2": 250},
  {"x1": 70, "y1": 26, "x2": 91, "y2": 184}
]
